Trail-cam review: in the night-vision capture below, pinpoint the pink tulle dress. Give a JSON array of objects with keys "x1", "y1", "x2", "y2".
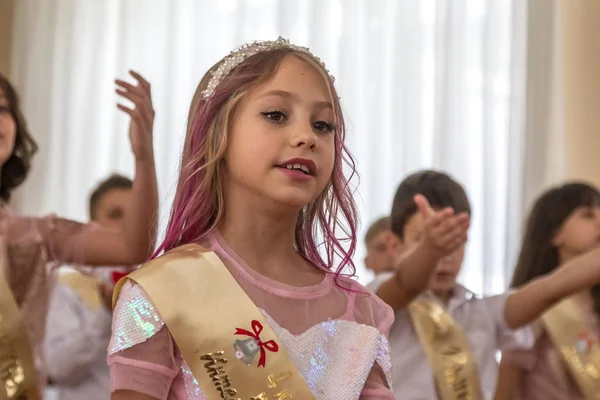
[
  {"x1": 0, "y1": 206, "x2": 89, "y2": 388},
  {"x1": 108, "y1": 232, "x2": 395, "y2": 399},
  {"x1": 502, "y1": 299, "x2": 600, "y2": 400}
]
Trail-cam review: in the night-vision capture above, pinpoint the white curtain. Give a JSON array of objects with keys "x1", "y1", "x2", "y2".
[{"x1": 10, "y1": 0, "x2": 558, "y2": 292}]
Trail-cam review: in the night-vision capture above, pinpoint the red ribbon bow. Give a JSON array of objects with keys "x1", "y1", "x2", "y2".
[
  {"x1": 234, "y1": 320, "x2": 279, "y2": 367},
  {"x1": 111, "y1": 271, "x2": 129, "y2": 285}
]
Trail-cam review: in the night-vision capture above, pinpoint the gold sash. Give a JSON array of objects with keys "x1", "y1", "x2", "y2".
[
  {"x1": 0, "y1": 241, "x2": 40, "y2": 400},
  {"x1": 543, "y1": 297, "x2": 600, "y2": 399},
  {"x1": 113, "y1": 244, "x2": 315, "y2": 400},
  {"x1": 409, "y1": 300, "x2": 482, "y2": 400},
  {"x1": 57, "y1": 272, "x2": 102, "y2": 312}
]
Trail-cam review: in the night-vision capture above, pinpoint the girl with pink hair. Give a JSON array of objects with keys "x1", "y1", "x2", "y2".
[
  {"x1": 108, "y1": 39, "x2": 393, "y2": 400},
  {"x1": 108, "y1": 38, "x2": 468, "y2": 399}
]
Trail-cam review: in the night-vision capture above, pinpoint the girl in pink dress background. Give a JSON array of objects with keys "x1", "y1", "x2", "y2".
[
  {"x1": 497, "y1": 182, "x2": 600, "y2": 399},
  {"x1": 108, "y1": 38, "x2": 469, "y2": 400},
  {"x1": 0, "y1": 71, "x2": 158, "y2": 392}
]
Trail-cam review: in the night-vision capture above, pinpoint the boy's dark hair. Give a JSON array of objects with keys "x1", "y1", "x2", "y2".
[
  {"x1": 89, "y1": 174, "x2": 133, "y2": 219},
  {"x1": 0, "y1": 74, "x2": 39, "y2": 202},
  {"x1": 364, "y1": 216, "x2": 391, "y2": 244},
  {"x1": 391, "y1": 170, "x2": 471, "y2": 238},
  {"x1": 511, "y1": 182, "x2": 600, "y2": 316}
]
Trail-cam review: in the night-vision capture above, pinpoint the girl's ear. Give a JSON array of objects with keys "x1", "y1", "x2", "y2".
[
  {"x1": 385, "y1": 231, "x2": 403, "y2": 253},
  {"x1": 364, "y1": 256, "x2": 372, "y2": 271}
]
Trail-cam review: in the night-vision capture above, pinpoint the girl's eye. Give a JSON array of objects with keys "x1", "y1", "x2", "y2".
[
  {"x1": 313, "y1": 121, "x2": 335, "y2": 133},
  {"x1": 108, "y1": 208, "x2": 124, "y2": 219},
  {"x1": 0, "y1": 105, "x2": 10, "y2": 115},
  {"x1": 261, "y1": 110, "x2": 287, "y2": 123}
]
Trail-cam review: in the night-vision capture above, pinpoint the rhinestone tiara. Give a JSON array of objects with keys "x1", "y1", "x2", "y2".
[{"x1": 201, "y1": 36, "x2": 334, "y2": 100}]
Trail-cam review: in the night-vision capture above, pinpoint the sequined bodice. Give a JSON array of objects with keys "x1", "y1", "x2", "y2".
[{"x1": 109, "y1": 282, "x2": 393, "y2": 400}]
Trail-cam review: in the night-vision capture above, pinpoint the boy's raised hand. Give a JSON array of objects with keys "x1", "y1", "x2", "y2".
[
  {"x1": 374, "y1": 194, "x2": 471, "y2": 310},
  {"x1": 415, "y1": 194, "x2": 470, "y2": 258}
]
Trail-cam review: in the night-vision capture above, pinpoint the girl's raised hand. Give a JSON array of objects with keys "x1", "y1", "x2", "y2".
[{"x1": 115, "y1": 71, "x2": 155, "y2": 164}]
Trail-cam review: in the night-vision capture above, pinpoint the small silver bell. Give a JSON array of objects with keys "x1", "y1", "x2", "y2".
[{"x1": 232, "y1": 337, "x2": 260, "y2": 366}]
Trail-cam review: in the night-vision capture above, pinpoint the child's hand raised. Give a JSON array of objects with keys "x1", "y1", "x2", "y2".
[
  {"x1": 115, "y1": 71, "x2": 155, "y2": 164},
  {"x1": 414, "y1": 194, "x2": 470, "y2": 258},
  {"x1": 374, "y1": 194, "x2": 471, "y2": 310}
]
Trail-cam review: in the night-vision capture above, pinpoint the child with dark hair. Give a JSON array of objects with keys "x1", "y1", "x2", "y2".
[
  {"x1": 370, "y1": 170, "x2": 600, "y2": 399},
  {"x1": 88, "y1": 174, "x2": 133, "y2": 223},
  {"x1": 497, "y1": 182, "x2": 600, "y2": 400},
  {"x1": 0, "y1": 72, "x2": 158, "y2": 398}
]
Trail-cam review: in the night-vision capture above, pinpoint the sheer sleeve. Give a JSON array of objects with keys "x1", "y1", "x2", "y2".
[
  {"x1": 360, "y1": 363, "x2": 395, "y2": 399},
  {"x1": 350, "y1": 280, "x2": 395, "y2": 337},
  {"x1": 36, "y1": 215, "x2": 93, "y2": 265},
  {"x1": 348, "y1": 279, "x2": 395, "y2": 395},
  {"x1": 108, "y1": 281, "x2": 179, "y2": 399}
]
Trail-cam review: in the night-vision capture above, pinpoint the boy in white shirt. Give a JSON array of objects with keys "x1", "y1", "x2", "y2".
[{"x1": 44, "y1": 174, "x2": 134, "y2": 400}]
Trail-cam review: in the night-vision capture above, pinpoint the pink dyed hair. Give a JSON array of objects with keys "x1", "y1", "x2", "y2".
[{"x1": 154, "y1": 47, "x2": 360, "y2": 278}]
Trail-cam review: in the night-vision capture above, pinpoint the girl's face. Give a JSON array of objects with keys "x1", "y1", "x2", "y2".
[
  {"x1": 553, "y1": 205, "x2": 600, "y2": 261},
  {"x1": 224, "y1": 55, "x2": 336, "y2": 210},
  {"x1": 0, "y1": 87, "x2": 16, "y2": 166}
]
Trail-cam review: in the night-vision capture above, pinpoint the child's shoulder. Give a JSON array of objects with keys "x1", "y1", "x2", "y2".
[
  {"x1": 109, "y1": 279, "x2": 166, "y2": 355},
  {"x1": 456, "y1": 286, "x2": 516, "y2": 324},
  {"x1": 463, "y1": 288, "x2": 511, "y2": 305},
  {"x1": 366, "y1": 271, "x2": 396, "y2": 293},
  {"x1": 334, "y1": 274, "x2": 375, "y2": 294},
  {"x1": 336, "y1": 275, "x2": 395, "y2": 335},
  {"x1": 454, "y1": 284, "x2": 510, "y2": 303}
]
